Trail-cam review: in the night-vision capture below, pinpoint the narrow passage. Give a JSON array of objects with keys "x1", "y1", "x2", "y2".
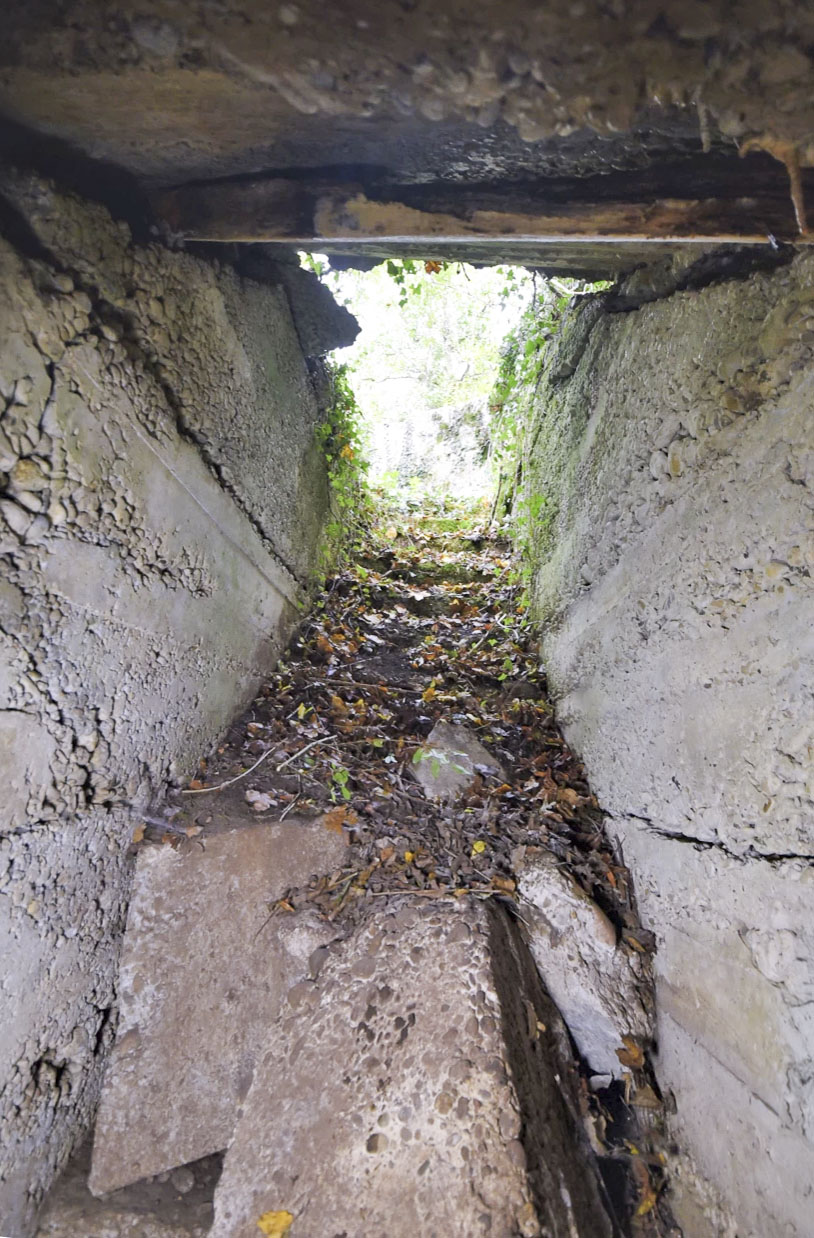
[{"x1": 156, "y1": 495, "x2": 677, "y2": 1236}]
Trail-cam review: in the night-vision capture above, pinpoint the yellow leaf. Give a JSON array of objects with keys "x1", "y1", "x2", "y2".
[
  {"x1": 471, "y1": 840, "x2": 486, "y2": 855},
  {"x1": 257, "y1": 1211, "x2": 294, "y2": 1236},
  {"x1": 296, "y1": 702, "x2": 307, "y2": 720},
  {"x1": 404, "y1": 850, "x2": 416, "y2": 863},
  {"x1": 422, "y1": 680, "x2": 437, "y2": 703},
  {"x1": 636, "y1": 1193, "x2": 656, "y2": 1217},
  {"x1": 340, "y1": 443, "x2": 355, "y2": 460},
  {"x1": 616, "y1": 1035, "x2": 645, "y2": 1070}
]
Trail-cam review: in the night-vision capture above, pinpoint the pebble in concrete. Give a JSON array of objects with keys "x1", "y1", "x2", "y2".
[
  {"x1": 211, "y1": 899, "x2": 614, "y2": 1238},
  {"x1": 89, "y1": 818, "x2": 346, "y2": 1194},
  {"x1": 517, "y1": 849, "x2": 653, "y2": 1078}
]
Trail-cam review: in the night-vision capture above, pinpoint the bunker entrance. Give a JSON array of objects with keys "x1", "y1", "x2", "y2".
[{"x1": 3, "y1": 5, "x2": 814, "y2": 1236}]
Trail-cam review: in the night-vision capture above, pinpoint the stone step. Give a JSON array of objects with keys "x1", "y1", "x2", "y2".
[
  {"x1": 211, "y1": 898, "x2": 615, "y2": 1238},
  {"x1": 89, "y1": 816, "x2": 347, "y2": 1195},
  {"x1": 36, "y1": 1142, "x2": 219, "y2": 1238}
]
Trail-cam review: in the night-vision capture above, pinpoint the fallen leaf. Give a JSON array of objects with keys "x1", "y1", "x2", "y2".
[
  {"x1": 322, "y1": 806, "x2": 358, "y2": 837},
  {"x1": 471, "y1": 840, "x2": 486, "y2": 855},
  {"x1": 631, "y1": 1083, "x2": 661, "y2": 1110},
  {"x1": 616, "y1": 1035, "x2": 645, "y2": 1069},
  {"x1": 257, "y1": 1211, "x2": 294, "y2": 1236},
  {"x1": 491, "y1": 875, "x2": 516, "y2": 893},
  {"x1": 132, "y1": 823, "x2": 145, "y2": 844},
  {"x1": 187, "y1": 778, "x2": 204, "y2": 791},
  {"x1": 630, "y1": 1155, "x2": 658, "y2": 1217},
  {"x1": 623, "y1": 931, "x2": 646, "y2": 953},
  {"x1": 330, "y1": 694, "x2": 348, "y2": 714},
  {"x1": 636, "y1": 1192, "x2": 657, "y2": 1218}
]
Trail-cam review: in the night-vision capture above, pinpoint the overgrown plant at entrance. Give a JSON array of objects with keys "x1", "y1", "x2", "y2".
[
  {"x1": 489, "y1": 276, "x2": 609, "y2": 593},
  {"x1": 315, "y1": 361, "x2": 371, "y2": 574}
]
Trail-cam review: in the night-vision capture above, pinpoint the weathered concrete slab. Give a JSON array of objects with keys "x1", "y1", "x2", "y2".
[
  {"x1": 211, "y1": 899, "x2": 613, "y2": 1238},
  {"x1": 37, "y1": 1141, "x2": 219, "y2": 1238},
  {"x1": 410, "y1": 721, "x2": 506, "y2": 802},
  {"x1": 611, "y1": 818, "x2": 814, "y2": 1237},
  {"x1": 89, "y1": 819, "x2": 346, "y2": 1195},
  {"x1": 517, "y1": 850, "x2": 652, "y2": 1079}
]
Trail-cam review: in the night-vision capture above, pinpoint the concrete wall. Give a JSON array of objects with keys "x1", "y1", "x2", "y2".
[
  {"x1": 0, "y1": 174, "x2": 344, "y2": 1235},
  {"x1": 524, "y1": 255, "x2": 814, "y2": 1237}
]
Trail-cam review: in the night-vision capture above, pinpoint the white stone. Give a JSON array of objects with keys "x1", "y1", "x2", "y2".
[
  {"x1": 517, "y1": 849, "x2": 652, "y2": 1077},
  {"x1": 410, "y1": 720, "x2": 505, "y2": 802}
]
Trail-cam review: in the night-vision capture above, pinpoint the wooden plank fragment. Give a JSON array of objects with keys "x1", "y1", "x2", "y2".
[{"x1": 153, "y1": 178, "x2": 809, "y2": 245}]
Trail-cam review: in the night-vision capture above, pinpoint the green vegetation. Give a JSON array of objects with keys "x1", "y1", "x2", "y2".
[
  {"x1": 301, "y1": 253, "x2": 534, "y2": 500},
  {"x1": 303, "y1": 252, "x2": 609, "y2": 597},
  {"x1": 488, "y1": 277, "x2": 609, "y2": 586},
  {"x1": 315, "y1": 361, "x2": 371, "y2": 574}
]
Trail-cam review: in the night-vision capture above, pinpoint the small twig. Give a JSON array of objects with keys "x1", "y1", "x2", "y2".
[
  {"x1": 321, "y1": 678, "x2": 394, "y2": 692},
  {"x1": 365, "y1": 886, "x2": 490, "y2": 900},
  {"x1": 276, "y1": 733, "x2": 335, "y2": 770},
  {"x1": 280, "y1": 792, "x2": 302, "y2": 821},
  {"x1": 181, "y1": 743, "x2": 284, "y2": 794}
]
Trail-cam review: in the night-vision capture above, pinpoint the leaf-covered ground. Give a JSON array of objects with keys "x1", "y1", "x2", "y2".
[{"x1": 159, "y1": 497, "x2": 679, "y2": 1236}]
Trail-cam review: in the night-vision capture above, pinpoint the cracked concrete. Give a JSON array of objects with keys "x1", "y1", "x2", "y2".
[
  {"x1": 525, "y1": 253, "x2": 814, "y2": 1235},
  {"x1": 211, "y1": 900, "x2": 614, "y2": 1238},
  {"x1": 0, "y1": 172, "x2": 345, "y2": 1236}
]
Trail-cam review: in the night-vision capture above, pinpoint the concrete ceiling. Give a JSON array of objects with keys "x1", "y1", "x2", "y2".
[{"x1": 2, "y1": 1, "x2": 814, "y2": 275}]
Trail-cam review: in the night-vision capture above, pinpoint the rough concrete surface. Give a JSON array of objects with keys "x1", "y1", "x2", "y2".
[
  {"x1": 36, "y1": 1142, "x2": 220, "y2": 1238},
  {"x1": 3, "y1": 1, "x2": 814, "y2": 190},
  {"x1": 211, "y1": 900, "x2": 614, "y2": 1238},
  {"x1": 614, "y1": 820, "x2": 814, "y2": 1238},
  {"x1": 517, "y1": 850, "x2": 653, "y2": 1079},
  {"x1": 525, "y1": 251, "x2": 814, "y2": 1234},
  {"x1": 0, "y1": 172, "x2": 340, "y2": 1235},
  {"x1": 89, "y1": 819, "x2": 346, "y2": 1194}
]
